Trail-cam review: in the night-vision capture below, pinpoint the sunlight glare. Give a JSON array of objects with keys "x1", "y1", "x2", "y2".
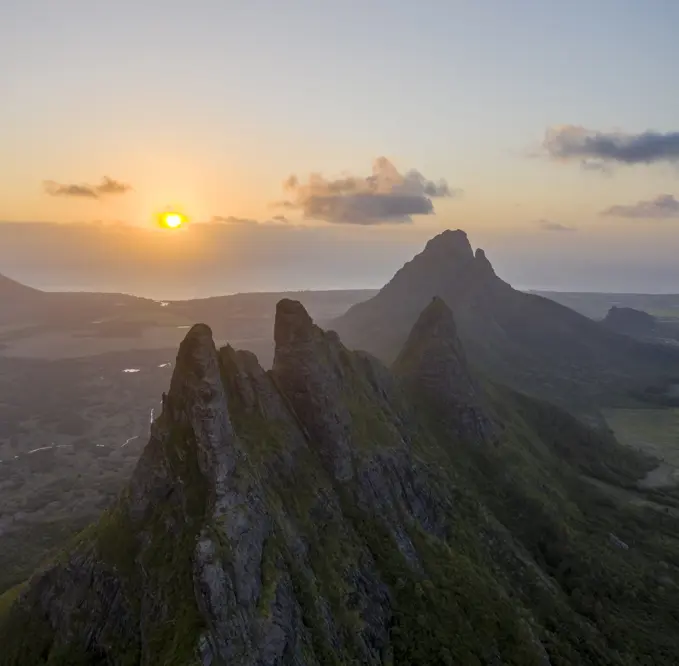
[{"x1": 160, "y1": 212, "x2": 185, "y2": 229}]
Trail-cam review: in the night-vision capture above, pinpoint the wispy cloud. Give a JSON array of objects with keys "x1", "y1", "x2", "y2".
[
  {"x1": 536, "y1": 219, "x2": 577, "y2": 232},
  {"x1": 600, "y1": 194, "x2": 679, "y2": 219},
  {"x1": 275, "y1": 157, "x2": 459, "y2": 224},
  {"x1": 43, "y1": 176, "x2": 132, "y2": 199},
  {"x1": 210, "y1": 214, "x2": 290, "y2": 225},
  {"x1": 543, "y1": 125, "x2": 679, "y2": 166},
  {"x1": 211, "y1": 215, "x2": 259, "y2": 225}
]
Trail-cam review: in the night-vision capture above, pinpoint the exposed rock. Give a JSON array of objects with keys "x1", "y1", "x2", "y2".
[
  {"x1": 394, "y1": 297, "x2": 494, "y2": 442},
  {"x1": 3, "y1": 301, "x2": 679, "y2": 666},
  {"x1": 608, "y1": 533, "x2": 630, "y2": 551}
]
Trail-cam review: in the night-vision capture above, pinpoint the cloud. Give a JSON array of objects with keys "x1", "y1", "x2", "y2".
[
  {"x1": 600, "y1": 194, "x2": 679, "y2": 219},
  {"x1": 211, "y1": 215, "x2": 258, "y2": 225},
  {"x1": 276, "y1": 157, "x2": 458, "y2": 224},
  {"x1": 536, "y1": 219, "x2": 577, "y2": 232},
  {"x1": 210, "y1": 214, "x2": 290, "y2": 225},
  {"x1": 543, "y1": 125, "x2": 679, "y2": 166},
  {"x1": 95, "y1": 177, "x2": 132, "y2": 195},
  {"x1": 43, "y1": 176, "x2": 132, "y2": 199},
  {"x1": 580, "y1": 159, "x2": 611, "y2": 174},
  {"x1": 271, "y1": 200, "x2": 297, "y2": 210}
]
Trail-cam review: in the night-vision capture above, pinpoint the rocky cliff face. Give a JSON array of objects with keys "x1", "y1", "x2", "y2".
[{"x1": 2, "y1": 300, "x2": 679, "y2": 665}]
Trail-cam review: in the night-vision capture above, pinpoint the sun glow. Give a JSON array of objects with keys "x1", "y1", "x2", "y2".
[{"x1": 160, "y1": 211, "x2": 186, "y2": 229}]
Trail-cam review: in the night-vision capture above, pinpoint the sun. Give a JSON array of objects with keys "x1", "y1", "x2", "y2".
[{"x1": 159, "y1": 211, "x2": 186, "y2": 229}]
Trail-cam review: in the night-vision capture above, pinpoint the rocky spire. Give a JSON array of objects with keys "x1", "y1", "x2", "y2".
[
  {"x1": 272, "y1": 299, "x2": 355, "y2": 480},
  {"x1": 163, "y1": 323, "x2": 236, "y2": 480},
  {"x1": 473, "y1": 247, "x2": 497, "y2": 279},
  {"x1": 393, "y1": 297, "x2": 494, "y2": 442},
  {"x1": 273, "y1": 298, "x2": 316, "y2": 349}
]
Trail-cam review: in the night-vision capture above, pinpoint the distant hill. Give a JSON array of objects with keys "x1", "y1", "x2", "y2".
[
  {"x1": 602, "y1": 306, "x2": 679, "y2": 350},
  {"x1": 0, "y1": 270, "x2": 375, "y2": 362},
  {"x1": 0, "y1": 273, "x2": 46, "y2": 321},
  {"x1": 332, "y1": 230, "x2": 679, "y2": 412},
  {"x1": 534, "y1": 291, "x2": 679, "y2": 320},
  {"x1": 603, "y1": 306, "x2": 658, "y2": 337},
  {"x1": 0, "y1": 273, "x2": 42, "y2": 299}
]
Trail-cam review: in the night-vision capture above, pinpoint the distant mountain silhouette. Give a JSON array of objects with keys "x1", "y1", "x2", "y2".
[
  {"x1": 332, "y1": 230, "x2": 679, "y2": 411},
  {"x1": 0, "y1": 273, "x2": 47, "y2": 322},
  {"x1": 603, "y1": 305, "x2": 679, "y2": 348},
  {"x1": 0, "y1": 272, "x2": 43, "y2": 299},
  {"x1": 603, "y1": 306, "x2": 657, "y2": 336}
]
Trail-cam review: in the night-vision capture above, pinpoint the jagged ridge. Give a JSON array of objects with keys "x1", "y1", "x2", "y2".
[{"x1": 2, "y1": 300, "x2": 679, "y2": 665}]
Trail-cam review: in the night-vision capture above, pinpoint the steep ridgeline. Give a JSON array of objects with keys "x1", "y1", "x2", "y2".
[
  {"x1": 3, "y1": 300, "x2": 679, "y2": 665},
  {"x1": 332, "y1": 230, "x2": 679, "y2": 412}
]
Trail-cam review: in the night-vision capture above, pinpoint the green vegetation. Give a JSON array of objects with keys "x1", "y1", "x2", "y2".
[
  {"x1": 0, "y1": 584, "x2": 26, "y2": 624},
  {"x1": 4, "y1": 296, "x2": 679, "y2": 665},
  {"x1": 604, "y1": 408, "x2": 679, "y2": 464},
  {"x1": 0, "y1": 417, "x2": 208, "y2": 666}
]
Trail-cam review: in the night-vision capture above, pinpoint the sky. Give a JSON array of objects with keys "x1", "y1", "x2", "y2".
[{"x1": 2, "y1": 0, "x2": 679, "y2": 296}]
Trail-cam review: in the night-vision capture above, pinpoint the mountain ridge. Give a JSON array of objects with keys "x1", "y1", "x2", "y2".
[
  {"x1": 332, "y1": 229, "x2": 679, "y2": 412},
  {"x1": 3, "y1": 298, "x2": 679, "y2": 665}
]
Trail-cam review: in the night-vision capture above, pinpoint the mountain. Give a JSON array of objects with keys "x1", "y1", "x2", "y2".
[
  {"x1": 2, "y1": 299, "x2": 679, "y2": 665},
  {"x1": 332, "y1": 230, "x2": 679, "y2": 412},
  {"x1": 0, "y1": 269, "x2": 373, "y2": 363},
  {"x1": 603, "y1": 307, "x2": 658, "y2": 338},
  {"x1": 532, "y1": 292, "x2": 679, "y2": 321},
  {"x1": 0, "y1": 272, "x2": 42, "y2": 299},
  {"x1": 603, "y1": 306, "x2": 679, "y2": 350},
  {"x1": 0, "y1": 272, "x2": 46, "y2": 321}
]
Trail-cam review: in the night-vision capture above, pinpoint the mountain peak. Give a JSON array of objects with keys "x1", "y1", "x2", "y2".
[
  {"x1": 169, "y1": 323, "x2": 220, "y2": 395},
  {"x1": 274, "y1": 298, "x2": 315, "y2": 349},
  {"x1": 164, "y1": 322, "x2": 236, "y2": 455},
  {"x1": 394, "y1": 298, "x2": 493, "y2": 441},
  {"x1": 423, "y1": 229, "x2": 474, "y2": 261}
]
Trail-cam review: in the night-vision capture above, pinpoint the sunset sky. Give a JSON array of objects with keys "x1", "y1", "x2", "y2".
[{"x1": 2, "y1": 0, "x2": 679, "y2": 296}]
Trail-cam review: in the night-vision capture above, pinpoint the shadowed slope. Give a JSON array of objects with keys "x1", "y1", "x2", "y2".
[{"x1": 333, "y1": 230, "x2": 679, "y2": 412}]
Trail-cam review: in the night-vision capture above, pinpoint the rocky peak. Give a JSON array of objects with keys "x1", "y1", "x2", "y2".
[
  {"x1": 272, "y1": 299, "x2": 356, "y2": 480},
  {"x1": 5, "y1": 297, "x2": 679, "y2": 665},
  {"x1": 273, "y1": 297, "x2": 316, "y2": 349},
  {"x1": 163, "y1": 323, "x2": 235, "y2": 468},
  {"x1": 394, "y1": 298, "x2": 494, "y2": 442},
  {"x1": 422, "y1": 229, "x2": 474, "y2": 263},
  {"x1": 473, "y1": 247, "x2": 497, "y2": 278},
  {"x1": 169, "y1": 324, "x2": 222, "y2": 396}
]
